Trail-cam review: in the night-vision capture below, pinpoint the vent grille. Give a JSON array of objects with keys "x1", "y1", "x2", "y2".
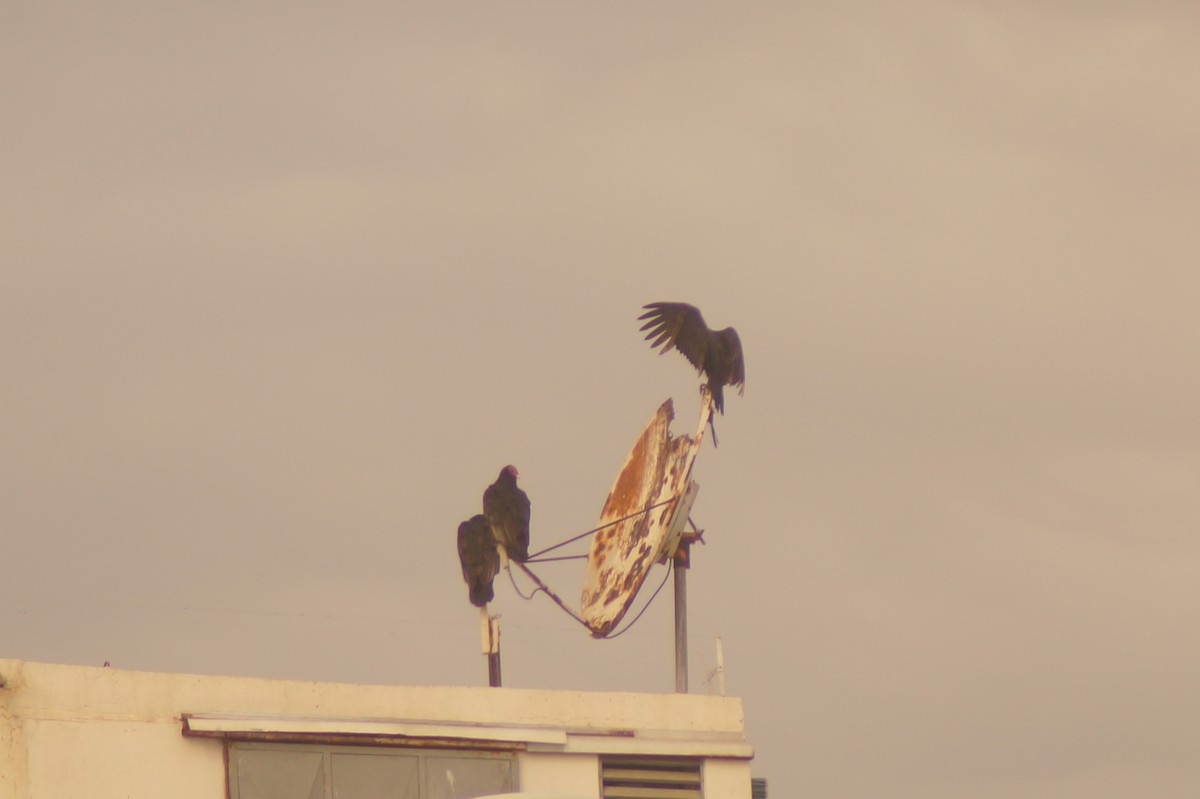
[{"x1": 601, "y1": 757, "x2": 702, "y2": 799}]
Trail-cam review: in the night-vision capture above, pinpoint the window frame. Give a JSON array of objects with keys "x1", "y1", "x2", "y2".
[{"x1": 227, "y1": 741, "x2": 518, "y2": 799}]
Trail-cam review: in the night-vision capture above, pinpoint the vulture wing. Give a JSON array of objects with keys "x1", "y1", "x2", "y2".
[
  {"x1": 457, "y1": 514, "x2": 499, "y2": 607},
  {"x1": 638, "y1": 302, "x2": 713, "y2": 373}
]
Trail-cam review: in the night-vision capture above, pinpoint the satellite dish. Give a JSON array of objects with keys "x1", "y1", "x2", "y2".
[{"x1": 581, "y1": 397, "x2": 707, "y2": 637}]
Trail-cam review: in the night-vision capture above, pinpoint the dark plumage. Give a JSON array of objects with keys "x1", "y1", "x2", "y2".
[
  {"x1": 483, "y1": 465, "x2": 531, "y2": 562},
  {"x1": 638, "y1": 302, "x2": 745, "y2": 414},
  {"x1": 457, "y1": 514, "x2": 500, "y2": 607}
]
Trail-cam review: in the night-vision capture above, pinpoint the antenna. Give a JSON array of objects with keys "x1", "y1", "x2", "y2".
[{"x1": 701, "y1": 637, "x2": 726, "y2": 696}]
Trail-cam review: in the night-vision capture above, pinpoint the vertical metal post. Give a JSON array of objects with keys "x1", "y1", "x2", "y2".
[
  {"x1": 481, "y1": 608, "x2": 501, "y2": 687},
  {"x1": 674, "y1": 550, "x2": 688, "y2": 693},
  {"x1": 488, "y1": 639, "x2": 502, "y2": 688}
]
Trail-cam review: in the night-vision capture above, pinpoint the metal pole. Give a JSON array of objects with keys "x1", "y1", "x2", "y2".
[
  {"x1": 488, "y1": 639, "x2": 502, "y2": 688},
  {"x1": 481, "y1": 608, "x2": 501, "y2": 687},
  {"x1": 674, "y1": 555, "x2": 688, "y2": 693}
]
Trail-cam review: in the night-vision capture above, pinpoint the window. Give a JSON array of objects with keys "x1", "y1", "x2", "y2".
[
  {"x1": 229, "y1": 743, "x2": 515, "y2": 799},
  {"x1": 600, "y1": 757, "x2": 702, "y2": 799}
]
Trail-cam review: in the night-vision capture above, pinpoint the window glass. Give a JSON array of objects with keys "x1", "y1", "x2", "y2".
[{"x1": 230, "y1": 744, "x2": 514, "y2": 799}]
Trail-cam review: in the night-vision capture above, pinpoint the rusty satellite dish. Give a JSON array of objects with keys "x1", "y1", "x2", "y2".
[{"x1": 580, "y1": 395, "x2": 709, "y2": 638}]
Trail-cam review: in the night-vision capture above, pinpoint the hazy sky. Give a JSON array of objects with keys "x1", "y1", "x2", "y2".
[{"x1": 4, "y1": 3, "x2": 1199, "y2": 797}]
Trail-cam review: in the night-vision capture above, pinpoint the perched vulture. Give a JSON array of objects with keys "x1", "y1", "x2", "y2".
[
  {"x1": 457, "y1": 514, "x2": 500, "y2": 607},
  {"x1": 483, "y1": 465, "x2": 531, "y2": 562},
  {"x1": 638, "y1": 302, "x2": 745, "y2": 414}
]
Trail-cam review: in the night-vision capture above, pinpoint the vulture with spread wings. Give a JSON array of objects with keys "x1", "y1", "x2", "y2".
[
  {"x1": 483, "y1": 465, "x2": 531, "y2": 563},
  {"x1": 457, "y1": 514, "x2": 499, "y2": 607},
  {"x1": 638, "y1": 302, "x2": 745, "y2": 415}
]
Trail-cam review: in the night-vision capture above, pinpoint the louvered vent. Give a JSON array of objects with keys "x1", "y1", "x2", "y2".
[{"x1": 601, "y1": 757, "x2": 703, "y2": 799}]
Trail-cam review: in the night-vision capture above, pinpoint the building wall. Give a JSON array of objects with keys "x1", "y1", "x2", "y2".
[
  {"x1": 25, "y1": 719, "x2": 223, "y2": 799},
  {"x1": 704, "y1": 759, "x2": 754, "y2": 799},
  {"x1": 518, "y1": 753, "x2": 602, "y2": 797},
  {"x1": 0, "y1": 659, "x2": 752, "y2": 799}
]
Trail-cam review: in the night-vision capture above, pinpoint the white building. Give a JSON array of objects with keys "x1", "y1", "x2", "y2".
[{"x1": 0, "y1": 659, "x2": 753, "y2": 799}]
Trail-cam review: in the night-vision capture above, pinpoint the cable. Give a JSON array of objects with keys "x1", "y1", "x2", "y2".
[
  {"x1": 506, "y1": 557, "x2": 673, "y2": 641},
  {"x1": 511, "y1": 561, "x2": 591, "y2": 629},
  {"x1": 501, "y1": 495, "x2": 688, "y2": 638},
  {"x1": 525, "y1": 554, "x2": 588, "y2": 563},
  {"x1": 605, "y1": 561, "x2": 673, "y2": 639},
  {"x1": 506, "y1": 563, "x2": 542, "y2": 601},
  {"x1": 525, "y1": 497, "x2": 677, "y2": 561}
]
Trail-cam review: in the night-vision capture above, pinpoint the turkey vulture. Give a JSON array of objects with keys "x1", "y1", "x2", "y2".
[
  {"x1": 638, "y1": 302, "x2": 745, "y2": 414},
  {"x1": 483, "y1": 465, "x2": 531, "y2": 562},
  {"x1": 457, "y1": 514, "x2": 500, "y2": 607}
]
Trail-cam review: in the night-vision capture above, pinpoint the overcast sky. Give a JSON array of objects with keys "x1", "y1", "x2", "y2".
[{"x1": 4, "y1": 3, "x2": 1199, "y2": 797}]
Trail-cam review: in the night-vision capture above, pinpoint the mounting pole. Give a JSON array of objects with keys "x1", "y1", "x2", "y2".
[
  {"x1": 671, "y1": 389, "x2": 712, "y2": 694},
  {"x1": 480, "y1": 607, "x2": 501, "y2": 687},
  {"x1": 488, "y1": 640, "x2": 502, "y2": 688},
  {"x1": 673, "y1": 541, "x2": 690, "y2": 693}
]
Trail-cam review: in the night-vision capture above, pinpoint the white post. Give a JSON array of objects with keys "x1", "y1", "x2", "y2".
[{"x1": 479, "y1": 607, "x2": 501, "y2": 687}]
